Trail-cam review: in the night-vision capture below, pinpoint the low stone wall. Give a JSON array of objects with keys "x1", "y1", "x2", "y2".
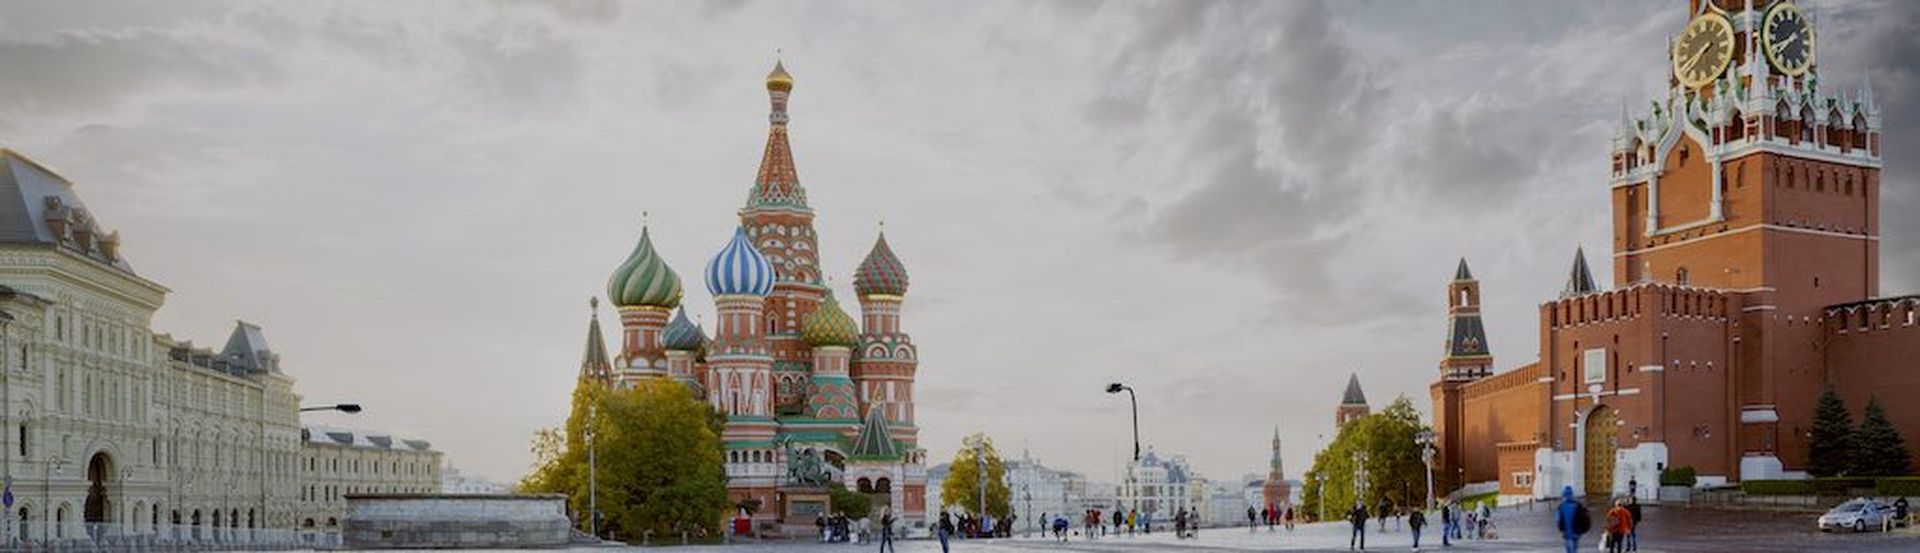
[{"x1": 343, "y1": 494, "x2": 571, "y2": 549}]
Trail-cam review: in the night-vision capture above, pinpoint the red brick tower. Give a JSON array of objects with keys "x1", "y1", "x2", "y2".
[
  {"x1": 1431, "y1": 258, "x2": 1492, "y2": 488},
  {"x1": 1607, "y1": 0, "x2": 1881, "y2": 472},
  {"x1": 1262, "y1": 427, "x2": 1292, "y2": 512}
]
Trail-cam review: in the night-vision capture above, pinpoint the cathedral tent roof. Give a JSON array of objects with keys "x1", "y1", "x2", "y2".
[
  {"x1": 1563, "y1": 247, "x2": 1598, "y2": 297},
  {"x1": 849, "y1": 407, "x2": 899, "y2": 460}
]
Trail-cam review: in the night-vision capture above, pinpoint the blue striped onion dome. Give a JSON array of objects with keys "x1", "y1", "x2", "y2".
[
  {"x1": 705, "y1": 226, "x2": 776, "y2": 296},
  {"x1": 801, "y1": 293, "x2": 859, "y2": 347},
  {"x1": 853, "y1": 232, "x2": 909, "y2": 297},
  {"x1": 661, "y1": 308, "x2": 707, "y2": 351},
  {"x1": 606, "y1": 226, "x2": 683, "y2": 308}
]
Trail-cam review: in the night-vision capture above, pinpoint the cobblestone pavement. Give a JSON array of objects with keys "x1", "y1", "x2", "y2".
[{"x1": 590, "y1": 504, "x2": 1918, "y2": 552}]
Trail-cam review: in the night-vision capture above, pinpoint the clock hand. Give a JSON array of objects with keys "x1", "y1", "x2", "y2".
[
  {"x1": 1682, "y1": 44, "x2": 1710, "y2": 75},
  {"x1": 1771, "y1": 34, "x2": 1801, "y2": 56}
]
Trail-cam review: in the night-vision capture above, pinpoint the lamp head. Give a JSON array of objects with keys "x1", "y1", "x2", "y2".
[
  {"x1": 1105, "y1": 383, "x2": 1126, "y2": 394},
  {"x1": 336, "y1": 403, "x2": 363, "y2": 414}
]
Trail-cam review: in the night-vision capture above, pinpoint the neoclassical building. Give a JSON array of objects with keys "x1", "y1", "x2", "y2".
[
  {"x1": 578, "y1": 60, "x2": 928, "y2": 528},
  {"x1": 0, "y1": 149, "x2": 443, "y2": 546},
  {"x1": 1431, "y1": 0, "x2": 1916, "y2": 503}
]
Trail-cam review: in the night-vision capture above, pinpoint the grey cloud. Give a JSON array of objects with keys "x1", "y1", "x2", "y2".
[
  {"x1": 0, "y1": 27, "x2": 276, "y2": 114},
  {"x1": 1819, "y1": 0, "x2": 1920, "y2": 293},
  {"x1": 1096, "y1": 0, "x2": 1380, "y2": 313}
]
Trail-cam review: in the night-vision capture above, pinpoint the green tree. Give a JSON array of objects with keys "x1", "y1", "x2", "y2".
[
  {"x1": 1851, "y1": 395, "x2": 1912, "y2": 476},
  {"x1": 520, "y1": 379, "x2": 731, "y2": 538},
  {"x1": 1809, "y1": 383, "x2": 1854, "y2": 477},
  {"x1": 828, "y1": 483, "x2": 873, "y2": 520},
  {"x1": 940, "y1": 433, "x2": 1012, "y2": 518},
  {"x1": 1301, "y1": 396, "x2": 1432, "y2": 520}
]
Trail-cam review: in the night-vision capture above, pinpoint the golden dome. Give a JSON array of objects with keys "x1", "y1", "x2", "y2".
[{"x1": 766, "y1": 60, "x2": 793, "y2": 92}]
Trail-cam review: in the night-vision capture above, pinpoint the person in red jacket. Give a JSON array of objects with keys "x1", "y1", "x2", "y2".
[{"x1": 1604, "y1": 498, "x2": 1633, "y2": 553}]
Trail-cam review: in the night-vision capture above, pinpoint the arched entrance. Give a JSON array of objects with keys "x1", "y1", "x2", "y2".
[
  {"x1": 83, "y1": 452, "x2": 113, "y2": 527},
  {"x1": 1584, "y1": 406, "x2": 1618, "y2": 498}
]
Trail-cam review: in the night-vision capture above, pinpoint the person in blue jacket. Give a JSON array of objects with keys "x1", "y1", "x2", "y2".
[{"x1": 1554, "y1": 486, "x2": 1584, "y2": 553}]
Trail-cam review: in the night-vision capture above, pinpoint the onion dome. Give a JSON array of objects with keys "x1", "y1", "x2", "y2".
[
  {"x1": 766, "y1": 60, "x2": 793, "y2": 92},
  {"x1": 853, "y1": 232, "x2": 909, "y2": 297},
  {"x1": 606, "y1": 225, "x2": 683, "y2": 309},
  {"x1": 705, "y1": 226, "x2": 776, "y2": 297},
  {"x1": 661, "y1": 308, "x2": 708, "y2": 351},
  {"x1": 801, "y1": 292, "x2": 859, "y2": 347}
]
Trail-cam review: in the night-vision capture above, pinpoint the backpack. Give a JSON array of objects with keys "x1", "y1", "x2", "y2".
[{"x1": 1572, "y1": 503, "x2": 1592, "y2": 535}]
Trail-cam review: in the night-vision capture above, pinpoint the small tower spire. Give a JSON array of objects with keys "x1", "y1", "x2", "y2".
[
  {"x1": 579, "y1": 297, "x2": 613, "y2": 382},
  {"x1": 1562, "y1": 247, "x2": 1598, "y2": 298}
]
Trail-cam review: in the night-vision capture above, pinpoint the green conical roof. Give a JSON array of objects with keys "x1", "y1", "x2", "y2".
[
  {"x1": 801, "y1": 292, "x2": 859, "y2": 347},
  {"x1": 607, "y1": 225, "x2": 683, "y2": 309}
]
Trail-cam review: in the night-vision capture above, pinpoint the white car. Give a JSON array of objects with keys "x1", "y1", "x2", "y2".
[{"x1": 1817, "y1": 499, "x2": 1892, "y2": 532}]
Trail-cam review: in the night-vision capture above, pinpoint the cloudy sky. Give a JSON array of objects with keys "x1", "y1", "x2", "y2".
[{"x1": 2, "y1": 0, "x2": 1915, "y2": 486}]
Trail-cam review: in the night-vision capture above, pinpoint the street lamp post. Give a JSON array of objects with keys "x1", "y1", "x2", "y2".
[
  {"x1": 1103, "y1": 384, "x2": 1139, "y2": 462},
  {"x1": 587, "y1": 404, "x2": 598, "y2": 539},
  {"x1": 1316, "y1": 473, "x2": 1327, "y2": 523},
  {"x1": 1415, "y1": 429, "x2": 1436, "y2": 512}
]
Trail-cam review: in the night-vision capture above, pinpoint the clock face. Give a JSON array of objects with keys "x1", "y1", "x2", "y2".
[
  {"x1": 1672, "y1": 13, "x2": 1735, "y2": 90},
  {"x1": 1763, "y1": 2, "x2": 1815, "y2": 76}
]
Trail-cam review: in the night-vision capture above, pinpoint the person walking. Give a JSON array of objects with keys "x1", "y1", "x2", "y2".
[
  {"x1": 1378, "y1": 500, "x2": 1391, "y2": 532},
  {"x1": 1249, "y1": 506, "x2": 1259, "y2": 532},
  {"x1": 1624, "y1": 497, "x2": 1641, "y2": 551},
  {"x1": 1438, "y1": 502, "x2": 1452, "y2": 548},
  {"x1": 1604, "y1": 498, "x2": 1632, "y2": 553},
  {"x1": 1553, "y1": 486, "x2": 1589, "y2": 553},
  {"x1": 1143, "y1": 510, "x2": 1152, "y2": 535},
  {"x1": 1477, "y1": 501, "x2": 1492, "y2": 540},
  {"x1": 1349, "y1": 501, "x2": 1370, "y2": 550},
  {"x1": 877, "y1": 508, "x2": 896, "y2": 553},
  {"x1": 1286, "y1": 505, "x2": 1297, "y2": 530},
  {"x1": 1409, "y1": 508, "x2": 1426, "y2": 551},
  {"x1": 937, "y1": 511, "x2": 954, "y2": 553}
]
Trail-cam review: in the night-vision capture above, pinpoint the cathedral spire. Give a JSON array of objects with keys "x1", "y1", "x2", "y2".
[
  {"x1": 1454, "y1": 257, "x2": 1474, "y2": 281},
  {"x1": 746, "y1": 58, "x2": 809, "y2": 212},
  {"x1": 580, "y1": 297, "x2": 613, "y2": 382}
]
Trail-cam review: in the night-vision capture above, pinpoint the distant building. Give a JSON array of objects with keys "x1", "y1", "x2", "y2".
[
  {"x1": 296, "y1": 426, "x2": 444, "y2": 534},
  {"x1": 1115, "y1": 447, "x2": 1191, "y2": 520},
  {"x1": 1003, "y1": 451, "x2": 1074, "y2": 530},
  {"x1": 441, "y1": 466, "x2": 509, "y2": 495},
  {"x1": 1336, "y1": 374, "x2": 1370, "y2": 428}
]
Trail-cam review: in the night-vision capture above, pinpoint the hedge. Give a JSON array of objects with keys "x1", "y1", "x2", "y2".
[
  {"x1": 1876, "y1": 477, "x2": 1920, "y2": 497},
  {"x1": 1659, "y1": 466, "x2": 1697, "y2": 487},
  {"x1": 1738, "y1": 478, "x2": 1916, "y2": 496},
  {"x1": 1741, "y1": 480, "x2": 1815, "y2": 496}
]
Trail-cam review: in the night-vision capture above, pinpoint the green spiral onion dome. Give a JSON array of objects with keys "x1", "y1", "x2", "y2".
[
  {"x1": 801, "y1": 292, "x2": 860, "y2": 347},
  {"x1": 607, "y1": 225, "x2": 684, "y2": 309}
]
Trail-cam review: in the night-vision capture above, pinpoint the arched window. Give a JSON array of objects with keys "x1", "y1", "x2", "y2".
[{"x1": 1675, "y1": 267, "x2": 1690, "y2": 286}]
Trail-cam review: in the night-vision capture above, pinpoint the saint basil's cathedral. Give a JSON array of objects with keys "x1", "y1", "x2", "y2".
[{"x1": 574, "y1": 61, "x2": 928, "y2": 527}]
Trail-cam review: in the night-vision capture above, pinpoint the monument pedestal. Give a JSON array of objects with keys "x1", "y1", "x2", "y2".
[{"x1": 779, "y1": 486, "x2": 832, "y2": 539}]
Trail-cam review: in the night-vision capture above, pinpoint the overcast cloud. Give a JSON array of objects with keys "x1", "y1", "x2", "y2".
[{"x1": 1, "y1": 0, "x2": 1914, "y2": 486}]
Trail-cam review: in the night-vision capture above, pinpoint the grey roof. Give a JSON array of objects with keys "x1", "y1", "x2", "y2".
[
  {"x1": 1562, "y1": 247, "x2": 1597, "y2": 298},
  {"x1": 849, "y1": 407, "x2": 898, "y2": 459},
  {"x1": 220, "y1": 320, "x2": 278, "y2": 373},
  {"x1": 1454, "y1": 258, "x2": 1473, "y2": 281},
  {"x1": 1341, "y1": 373, "x2": 1367, "y2": 405},
  {"x1": 303, "y1": 425, "x2": 436, "y2": 452},
  {"x1": 0, "y1": 150, "x2": 135, "y2": 273},
  {"x1": 1447, "y1": 315, "x2": 1490, "y2": 358}
]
